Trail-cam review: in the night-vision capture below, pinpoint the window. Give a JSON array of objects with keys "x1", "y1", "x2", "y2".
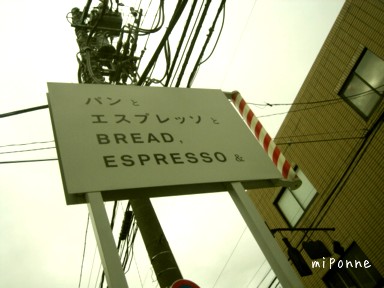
[
  {"x1": 339, "y1": 49, "x2": 384, "y2": 118},
  {"x1": 274, "y1": 169, "x2": 316, "y2": 227},
  {"x1": 323, "y1": 242, "x2": 383, "y2": 288}
]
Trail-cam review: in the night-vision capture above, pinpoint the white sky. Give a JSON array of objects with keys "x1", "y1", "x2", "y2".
[{"x1": 0, "y1": 0, "x2": 344, "y2": 287}]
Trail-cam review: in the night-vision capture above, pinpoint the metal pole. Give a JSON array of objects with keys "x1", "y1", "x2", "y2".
[
  {"x1": 86, "y1": 192, "x2": 128, "y2": 288},
  {"x1": 228, "y1": 182, "x2": 304, "y2": 288}
]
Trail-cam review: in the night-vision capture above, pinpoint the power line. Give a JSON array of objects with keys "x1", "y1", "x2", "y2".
[
  {"x1": 87, "y1": 247, "x2": 99, "y2": 288},
  {"x1": 245, "y1": 258, "x2": 268, "y2": 288},
  {"x1": 219, "y1": 0, "x2": 258, "y2": 88},
  {"x1": 94, "y1": 264, "x2": 103, "y2": 288},
  {"x1": 255, "y1": 100, "x2": 343, "y2": 118},
  {"x1": 267, "y1": 276, "x2": 279, "y2": 288},
  {"x1": 0, "y1": 140, "x2": 54, "y2": 148},
  {"x1": 169, "y1": 0, "x2": 204, "y2": 87},
  {"x1": 198, "y1": 0, "x2": 225, "y2": 65},
  {"x1": 99, "y1": 201, "x2": 119, "y2": 288},
  {"x1": 256, "y1": 268, "x2": 273, "y2": 288},
  {"x1": 175, "y1": 0, "x2": 212, "y2": 87},
  {"x1": 275, "y1": 136, "x2": 365, "y2": 145},
  {"x1": 248, "y1": 98, "x2": 343, "y2": 107},
  {"x1": 187, "y1": 0, "x2": 226, "y2": 87},
  {"x1": 78, "y1": 215, "x2": 90, "y2": 288},
  {"x1": 0, "y1": 127, "x2": 366, "y2": 163},
  {"x1": 0, "y1": 158, "x2": 57, "y2": 164},
  {"x1": 0, "y1": 146, "x2": 56, "y2": 155},
  {"x1": 165, "y1": 0, "x2": 199, "y2": 87},
  {"x1": 137, "y1": 0, "x2": 189, "y2": 85},
  {"x1": 133, "y1": 250, "x2": 145, "y2": 288},
  {"x1": 274, "y1": 128, "x2": 367, "y2": 140},
  {"x1": 0, "y1": 105, "x2": 48, "y2": 118},
  {"x1": 211, "y1": 226, "x2": 247, "y2": 288},
  {"x1": 247, "y1": 86, "x2": 381, "y2": 111}
]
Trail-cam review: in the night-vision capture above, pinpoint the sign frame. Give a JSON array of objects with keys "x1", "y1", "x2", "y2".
[{"x1": 47, "y1": 83, "x2": 289, "y2": 204}]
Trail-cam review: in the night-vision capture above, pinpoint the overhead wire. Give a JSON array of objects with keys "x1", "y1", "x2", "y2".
[
  {"x1": 211, "y1": 227, "x2": 247, "y2": 288},
  {"x1": 139, "y1": 0, "x2": 164, "y2": 51},
  {"x1": 139, "y1": 0, "x2": 154, "y2": 26},
  {"x1": 267, "y1": 276, "x2": 279, "y2": 288},
  {"x1": 248, "y1": 97, "x2": 343, "y2": 107},
  {"x1": 274, "y1": 128, "x2": 368, "y2": 140},
  {"x1": 98, "y1": 201, "x2": 119, "y2": 288},
  {"x1": 137, "y1": 0, "x2": 189, "y2": 85},
  {"x1": 169, "y1": 0, "x2": 204, "y2": 87},
  {"x1": 296, "y1": 112, "x2": 384, "y2": 248},
  {"x1": 256, "y1": 268, "x2": 273, "y2": 288},
  {"x1": 198, "y1": 0, "x2": 225, "y2": 66},
  {"x1": 175, "y1": 0, "x2": 212, "y2": 87},
  {"x1": 87, "y1": 246, "x2": 99, "y2": 288},
  {"x1": 0, "y1": 159, "x2": 57, "y2": 165},
  {"x1": 0, "y1": 105, "x2": 48, "y2": 118},
  {"x1": 246, "y1": 82, "x2": 383, "y2": 115},
  {"x1": 275, "y1": 135, "x2": 365, "y2": 145},
  {"x1": 141, "y1": 266, "x2": 155, "y2": 287},
  {"x1": 0, "y1": 126, "x2": 367, "y2": 165},
  {"x1": 94, "y1": 265, "x2": 103, "y2": 288},
  {"x1": 219, "y1": 0, "x2": 258, "y2": 88},
  {"x1": 0, "y1": 146, "x2": 56, "y2": 155},
  {"x1": 255, "y1": 99, "x2": 346, "y2": 118},
  {"x1": 78, "y1": 215, "x2": 90, "y2": 288},
  {"x1": 245, "y1": 257, "x2": 268, "y2": 288},
  {"x1": 123, "y1": 222, "x2": 139, "y2": 273},
  {"x1": 165, "y1": 0, "x2": 198, "y2": 87},
  {"x1": 133, "y1": 250, "x2": 145, "y2": 288},
  {"x1": 137, "y1": 0, "x2": 165, "y2": 35},
  {"x1": 146, "y1": 38, "x2": 171, "y2": 85},
  {"x1": 0, "y1": 140, "x2": 54, "y2": 148},
  {"x1": 187, "y1": 0, "x2": 226, "y2": 87}
]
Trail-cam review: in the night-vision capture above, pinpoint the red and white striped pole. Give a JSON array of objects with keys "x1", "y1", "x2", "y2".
[{"x1": 228, "y1": 91, "x2": 299, "y2": 186}]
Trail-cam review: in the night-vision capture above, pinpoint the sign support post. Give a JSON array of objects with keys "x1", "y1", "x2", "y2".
[
  {"x1": 228, "y1": 182, "x2": 304, "y2": 288},
  {"x1": 86, "y1": 192, "x2": 128, "y2": 288}
]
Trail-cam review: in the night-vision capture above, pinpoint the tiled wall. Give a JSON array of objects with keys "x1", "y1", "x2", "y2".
[{"x1": 249, "y1": 0, "x2": 384, "y2": 286}]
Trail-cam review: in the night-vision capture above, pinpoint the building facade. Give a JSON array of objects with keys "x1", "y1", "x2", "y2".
[{"x1": 249, "y1": 0, "x2": 384, "y2": 287}]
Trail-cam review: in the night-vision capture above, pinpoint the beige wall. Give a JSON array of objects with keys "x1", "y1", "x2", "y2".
[{"x1": 249, "y1": 0, "x2": 384, "y2": 286}]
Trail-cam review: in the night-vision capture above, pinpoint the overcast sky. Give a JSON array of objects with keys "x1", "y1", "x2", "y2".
[{"x1": 0, "y1": 0, "x2": 344, "y2": 287}]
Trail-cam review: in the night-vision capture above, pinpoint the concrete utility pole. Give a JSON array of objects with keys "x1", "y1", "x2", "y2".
[
  {"x1": 130, "y1": 198, "x2": 183, "y2": 287},
  {"x1": 69, "y1": 1, "x2": 183, "y2": 287}
]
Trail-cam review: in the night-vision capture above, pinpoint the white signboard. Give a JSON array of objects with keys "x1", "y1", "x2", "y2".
[{"x1": 47, "y1": 83, "x2": 282, "y2": 204}]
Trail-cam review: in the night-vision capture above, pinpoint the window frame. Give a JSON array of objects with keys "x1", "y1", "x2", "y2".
[
  {"x1": 274, "y1": 168, "x2": 317, "y2": 227},
  {"x1": 339, "y1": 48, "x2": 384, "y2": 120}
]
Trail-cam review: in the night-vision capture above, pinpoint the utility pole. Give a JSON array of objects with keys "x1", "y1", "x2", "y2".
[
  {"x1": 130, "y1": 198, "x2": 183, "y2": 287},
  {"x1": 69, "y1": 1, "x2": 182, "y2": 287}
]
